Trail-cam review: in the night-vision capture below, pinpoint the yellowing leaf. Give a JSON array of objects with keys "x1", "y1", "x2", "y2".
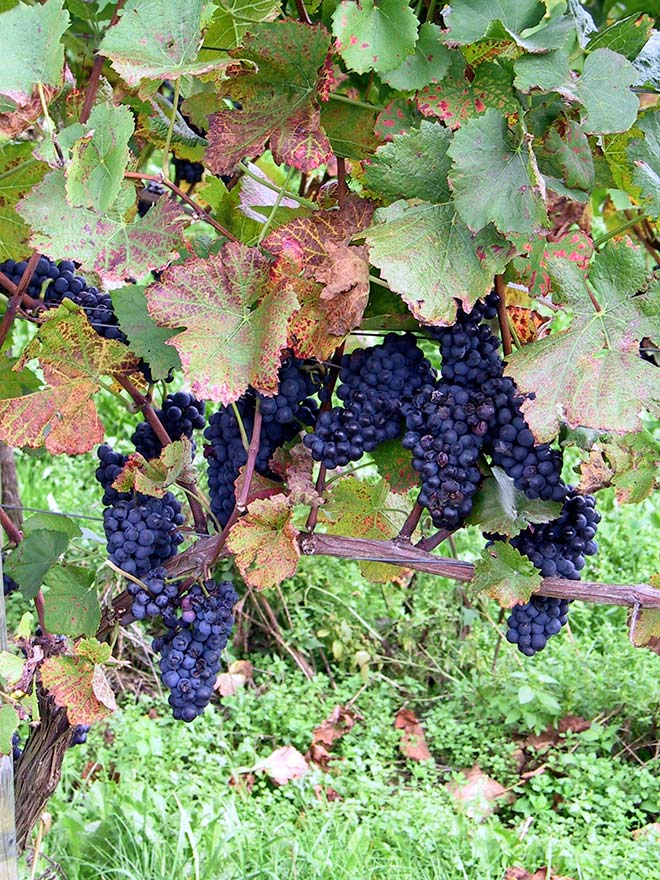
[{"x1": 226, "y1": 495, "x2": 300, "y2": 589}]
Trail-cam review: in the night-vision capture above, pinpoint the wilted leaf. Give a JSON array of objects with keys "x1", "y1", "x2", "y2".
[
  {"x1": 314, "y1": 243, "x2": 370, "y2": 335},
  {"x1": 270, "y1": 444, "x2": 321, "y2": 507},
  {"x1": 472, "y1": 541, "x2": 541, "y2": 608},
  {"x1": 226, "y1": 495, "x2": 300, "y2": 589},
  {"x1": 255, "y1": 745, "x2": 309, "y2": 784},
  {"x1": 216, "y1": 660, "x2": 253, "y2": 696},
  {"x1": 113, "y1": 441, "x2": 192, "y2": 497},
  {"x1": 394, "y1": 707, "x2": 432, "y2": 761},
  {"x1": 146, "y1": 244, "x2": 299, "y2": 404},
  {"x1": 332, "y1": 0, "x2": 419, "y2": 75}
]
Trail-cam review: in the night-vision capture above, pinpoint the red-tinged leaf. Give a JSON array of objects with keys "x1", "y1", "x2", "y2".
[
  {"x1": 18, "y1": 170, "x2": 189, "y2": 284},
  {"x1": 370, "y1": 437, "x2": 419, "y2": 493},
  {"x1": 374, "y1": 97, "x2": 418, "y2": 142},
  {"x1": 270, "y1": 443, "x2": 321, "y2": 507},
  {"x1": 314, "y1": 243, "x2": 370, "y2": 336},
  {"x1": 206, "y1": 21, "x2": 332, "y2": 175},
  {"x1": 308, "y1": 704, "x2": 357, "y2": 768},
  {"x1": 226, "y1": 495, "x2": 300, "y2": 589},
  {"x1": 233, "y1": 466, "x2": 282, "y2": 507},
  {"x1": 146, "y1": 244, "x2": 299, "y2": 404},
  {"x1": 0, "y1": 84, "x2": 59, "y2": 140},
  {"x1": 286, "y1": 279, "x2": 346, "y2": 362},
  {"x1": 41, "y1": 641, "x2": 117, "y2": 726},
  {"x1": 514, "y1": 231, "x2": 593, "y2": 299},
  {"x1": 322, "y1": 477, "x2": 409, "y2": 582},
  {"x1": 417, "y1": 55, "x2": 517, "y2": 129},
  {"x1": 113, "y1": 440, "x2": 193, "y2": 497},
  {"x1": 394, "y1": 707, "x2": 433, "y2": 761},
  {"x1": 507, "y1": 240, "x2": 660, "y2": 440},
  {"x1": 255, "y1": 745, "x2": 309, "y2": 784}
]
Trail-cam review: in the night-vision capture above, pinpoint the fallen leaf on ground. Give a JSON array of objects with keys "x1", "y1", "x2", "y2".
[
  {"x1": 394, "y1": 707, "x2": 432, "y2": 761},
  {"x1": 307, "y1": 704, "x2": 357, "y2": 768},
  {"x1": 215, "y1": 660, "x2": 254, "y2": 696},
  {"x1": 255, "y1": 745, "x2": 309, "y2": 785},
  {"x1": 523, "y1": 716, "x2": 591, "y2": 752},
  {"x1": 446, "y1": 765, "x2": 510, "y2": 817},
  {"x1": 505, "y1": 868, "x2": 576, "y2": 880}
]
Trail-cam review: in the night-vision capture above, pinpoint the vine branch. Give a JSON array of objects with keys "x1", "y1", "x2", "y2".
[
  {"x1": 236, "y1": 403, "x2": 262, "y2": 512},
  {"x1": 494, "y1": 275, "x2": 513, "y2": 358},
  {"x1": 0, "y1": 252, "x2": 41, "y2": 350},
  {"x1": 0, "y1": 508, "x2": 22, "y2": 546}
]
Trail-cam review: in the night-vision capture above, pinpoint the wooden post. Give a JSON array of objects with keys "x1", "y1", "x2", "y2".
[{"x1": 0, "y1": 463, "x2": 19, "y2": 879}]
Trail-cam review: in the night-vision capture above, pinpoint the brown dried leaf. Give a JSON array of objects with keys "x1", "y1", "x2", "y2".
[
  {"x1": 313, "y1": 705, "x2": 356, "y2": 747},
  {"x1": 215, "y1": 659, "x2": 254, "y2": 696},
  {"x1": 314, "y1": 243, "x2": 370, "y2": 335},
  {"x1": 0, "y1": 84, "x2": 59, "y2": 140},
  {"x1": 270, "y1": 444, "x2": 321, "y2": 507},
  {"x1": 633, "y1": 822, "x2": 660, "y2": 839},
  {"x1": 255, "y1": 745, "x2": 309, "y2": 785},
  {"x1": 446, "y1": 765, "x2": 509, "y2": 817},
  {"x1": 523, "y1": 716, "x2": 591, "y2": 751},
  {"x1": 394, "y1": 707, "x2": 432, "y2": 762},
  {"x1": 578, "y1": 448, "x2": 614, "y2": 495}
]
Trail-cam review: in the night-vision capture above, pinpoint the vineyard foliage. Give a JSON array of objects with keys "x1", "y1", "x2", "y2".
[{"x1": 0, "y1": 0, "x2": 660, "y2": 762}]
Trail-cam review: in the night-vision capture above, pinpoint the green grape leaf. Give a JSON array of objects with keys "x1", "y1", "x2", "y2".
[
  {"x1": 0, "y1": 0, "x2": 69, "y2": 101},
  {"x1": 595, "y1": 433, "x2": 660, "y2": 505},
  {"x1": 0, "y1": 653, "x2": 24, "y2": 690},
  {"x1": 226, "y1": 495, "x2": 300, "y2": 589},
  {"x1": 541, "y1": 119, "x2": 594, "y2": 192},
  {"x1": 43, "y1": 564, "x2": 100, "y2": 637},
  {"x1": 417, "y1": 55, "x2": 518, "y2": 128},
  {"x1": 562, "y1": 48, "x2": 639, "y2": 135},
  {"x1": 0, "y1": 143, "x2": 48, "y2": 261},
  {"x1": 362, "y1": 121, "x2": 452, "y2": 203},
  {"x1": 320, "y1": 101, "x2": 378, "y2": 160},
  {"x1": 145, "y1": 243, "x2": 299, "y2": 403},
  {"x1": 513, "y1": 45, "x2": 573, "y2": 93},
  {"x1": 447, "y1": 109, "x2": 547, "y2": 235},
  {"x1": 41, "y1": 639, "x2": 117, "y2": 725},
  {"x1": 380, "y1": 23, "x2": 451, "y2": 91},
  {"x1": 0, "y1": 356, "x2": 40, "y2": 400},
  {"x1": 506, "y1": 240, "x2": 660, "y2": 440},
  {"x1": 370, "y1": 438, "x2": 419, "y2": 494},
  {"x1": 567, "y1": 0, "x2": 597, "y2": 48},
  {"x1": 66, "y1": 102, "x2": 134, "y2": 213},
  {"x1": 4, "y1": 529, "x2": 69, "y2": 599},
  {"x1": 332, "y1": 0, "x2": 419, "y2": 75},
  {"x1": 443, "y1": 0, "x2": 545, "y2": 46},
  {"x1": 365, "y1": 200, "x2": 511, "y2": 325},
  {"x1": 200, "y1": 0, "x2": 280, "y2": 54},
  {"x1": 322, "y1": 476, "x2": 409, "y2": 582},
  {"x1": 112, "y1": 285, "x2": 182, "y2": 380},
  {"x1": 627, "y1": 111, "x2": 660, "y2": 218},
  {"x1": 0, "y1": 705, "x2": 19, "y2": 757},
  {"x1": 18, "y1": 170, "x2": 189, "y2": 284},
  {"x1": 471, "y1": 541, "x2": 541, "y2": 608},
  {"x1": 99, "y1": 0, "x2": 241, "y2": 88},
  {"x1": 196, "y1": 175, "x2": 263, "y2": 243},
  {"x1": 467, "y1": 467, "x2": 562, "y2": 538},
  {"x1": 586, "y1": 13, "x2": 654, "y2": 60},
  {"x1": 205, "y1": 21, "x2": 332, "y2": 176},
  {"x1": 23, "y1": 512, "x2": 81, "y2": 540}
]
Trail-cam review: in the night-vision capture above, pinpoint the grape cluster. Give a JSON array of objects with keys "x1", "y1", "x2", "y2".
[
  {"x1": 205, "y1": 358, "x2": 321, "y2": 527},
  {"x1": 95, "y1": 444, "x2": 130, "y2": 505},
  {"x1": 505, "y1": 490, "x2": 600, "y2": 655},
  {"x1": 138, "y1": 181, "x2": 166, "y2": 216},
  {"x1": 173, "y1": 157, "x2": 204, "y2": 184},
  {"x1": 3, "y1": 571, "x2": 19, "y2": 597},
  {"x1": 153, "y1": 579, "x2": 237, "y2": 721},
  {"x1": 429, "y1": 294, "x2": 502, "y2": 388},
  {"x1": 132, "y1": 392, "x2": 206, "y2": 460},
  {"x1": 402, "y1": 384, "x2": 495, "y2": 529},
  {"x1": 304, "y1": 333, "x2": 435, "y2": 469},
  {"x1": 127, "y1": 566, "x2": 181, "y2": 623},
  {"x1": 103, "y1": 493, "x2": 184, "y2": 577}
]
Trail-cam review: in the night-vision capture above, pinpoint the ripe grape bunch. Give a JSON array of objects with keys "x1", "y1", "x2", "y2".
[
  {"x1": 132, "y1": 392, "x2": 206, "y2": 460},
  {"x1": 127, "y1": 566, "x2": 180, "y2": 624},
  {"x1": 205, "y1": 357, "x2": 322, "y2": 527},
  {"x1": 103, "y1": 493, "x2": 184, "y2": 577},
  {"x1": 304, "y1": 333, "x2": 436, "y2": 469},
  {"x1": 505, "y1": 490, "x2": 601, "y2": 655},
  {"x1": 153, "y1": 580, "x2": 238, "y2": 721}
]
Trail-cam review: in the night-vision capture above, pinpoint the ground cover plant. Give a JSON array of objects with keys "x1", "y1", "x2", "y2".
[{"x1": 1, "y1": 0, "x2": 660, "y2": 876}]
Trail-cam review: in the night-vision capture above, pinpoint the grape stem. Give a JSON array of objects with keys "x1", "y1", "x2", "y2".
[
  {"x1": 337, "y1": 157, "x2": 347, "y2": 209},
  {"x1": 0, "y1": 251, "x2": 41, "y2": 351},
  {"x1": 396, "y1": 500, "x2": 424, "y2": 543},
  {"x1": 494, "y1": 275, "x2": 513, "y2": 357},
  {"x1": 0, "y1": 507, "x2": 22, "y2": 546},
  {"x1": 236, "y1": 401, "x2": 262, "y2": 512}
]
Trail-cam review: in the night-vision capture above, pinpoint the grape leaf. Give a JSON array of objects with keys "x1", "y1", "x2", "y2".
[
  {"x1": 269, "y1": 444, "x2": 320, "y2": 507},
  {"x1": 466, "y1": 467, "x2": 562, "y2": 538},
  {"x1": 597, "y1": 433, "x2": 660, "y2": 504},
  {"x1": 43, "y1": 564, "x2": 100, "y2": 637},
  {"x1": 0, "y1": 705, "x2": 19, "y2": 757},
  {"x1": 0, "y1": 355, "x2": 39, "y2": 400},
  {"x1": 98, "y1": 0, "x2": 242, "y2": 88},
  {"x1": 630, "y1": 602, "x2": 660, "y2": 655},
  {"x1": 562, "y1": 48, "x2": 639, "y2": 135},
  {"x1": 113, "y1": 440, "x2": 192, "y2": 497},
  {"x1": 0, "y1": 0, "x2": 69, "y2": 102},
  {"x1": 18, "y1": 170, "x2": 189, "y2": 283},
  {"x1": 312, "y1": 243, "x2": 371, "y2": 336},
  {"x1": 41, "y1": 639, "x2": 117, "y2": 725},
  {"x1": 205, "y1": 22, "x2": 332, "y2": 176},
  {"x1": 365, "y1": 200, "x2": 511, "y2": 325},
  {"x1": 112, "y1": 285, "x2": 182, "y2": 380},
  {"x1": 322, "y1": 476, "x2": 409, "y2": 582},
  {"x1": 567, "y1": 0, "x2": 597, "y2": 48},
  {"x1": 66, "y1": 102, "x2": 134, "y2": 213},
  {"x1": 513, "y1": 230, "x2": 593, "y2": 299},
  {"x1": 471, "y1": 541, "x2": 541, "y2": 608},
  {"x1": 417, "y1": 55, "x2": 518, "y2": 128},
  {"x1": 285, "y1": 276, "x2": 346, "y2": 362},
  {"x1": 380, "y1": 24, "x2": 451, "y2": 91},
  {"x1": 0, "y1": 142, "x2": 48, "y2": 261},
  {"x1": 586, "y1": 13, "x2": 654, "y2": 60},
  {"x1": 513, "y1": 45, "x2": 573, "y2": 94},
  {"x1": 370, "y1": 438, "x2": 419, "y2": 493},
  {"x1": 226, "y1": 495, "x2": 300, "y2": 589},
  {"x1": 320, "y1": 100, "x2": 378, "y2": 161},
  {"x1": 198, "y1": 0, "x2": 281, "y2": 55},
  {"x1": 3, "y1": 529, "x2": 69, "y2": 599},
  {"x1": 0, "y1": 302, "x2": 135, "y2": 454},
  {"x1": 23, "y1": 512, "x2": 80, "y2": 540},
  {"x1": 506, "y1": 240, "x2": 660, "y2": 440},
  {"x1": 0, "y1": 83, "x2": 59, "y2": 140},
  {"x1": 627, "y1": 111, "x2": 660, "y2": 218},
  {"x1": 363, "y1": 121, "x2": 452, "y2": 204},
  {"x1": 332, "y1": 0, "x2": 419, "y2": 75},
  {"x1": 443, "y1": 0, "x2": 544, "y2": 45},
  {"x1": 145, "y1": 243, "x2": 299, "y2": 403},
  {"x1": 447, "y1": 109, "x2": 548, "y2": 235},
  {"x1": 374, "y1": 97, "x2": 418, "y2": 142},
  {"x1": 541, "y1": 119, "x2": 594, "y2": 192}
]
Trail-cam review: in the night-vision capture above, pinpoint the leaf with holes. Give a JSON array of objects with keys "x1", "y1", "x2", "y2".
[
  {"x1": 99, "y1": 0, "x2": 244, "y2": 89},
  {"x1": 506, "y1": 240, "x2": 660, "y2": 441},
  {"x1": 43, "y1": 564, "x2": 100, "y2": 637},
  {"x1": 417, "y1": 55, "x2": 517, "y2": 129},
  {"x1": 0, "y1": 0, "x2": 69, "y2": 102},
  {"x1": 332, "y1": 0, "x2": 419, "y2": 75},
  {"x1": 112, "y1": 285, "x2": 182, "y2": 381},
  {"x1": 0, "y1": 142, "x2": 48, "y2": 261},
  {"x1": 41, "y1": 639, "x2": 117, "y2": 725},
  {"x1": 472, "y1": 541, "x2": 541, "y2": 608},
  {"x1": 18, "y1": 170, "x2": 189, "y2": 283},
  {"x1": 226, "y1": 495, "x2": 300, "y2": 589},
  {"x1": 448, "y1": 110, "x2": 547, "y2": 235},
  {"x1": 206, "y1": 21, "x2": 332, "y2": 176},
  {"x1": 366, "y1": 200, "x2": 511, "y2": 325},
  {"x1": 146, "y1": 243, "x2": 299, "y2": 404},
  {"x1": 322, "y1": 477, "x2": 408, "y2": 582}
]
